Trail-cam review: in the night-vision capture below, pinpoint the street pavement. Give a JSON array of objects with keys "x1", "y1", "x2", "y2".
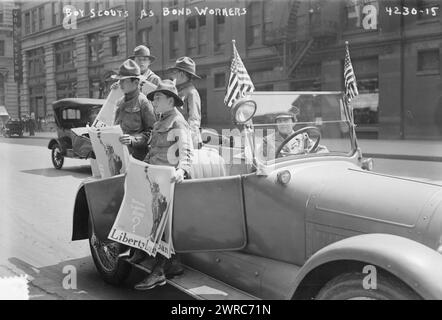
[
  {"x1": 0, "y1": 134, "x2": 190, "y2": 300},
  {"x1": 0, "y1": 133, "x2": 441, "y2": 299}
]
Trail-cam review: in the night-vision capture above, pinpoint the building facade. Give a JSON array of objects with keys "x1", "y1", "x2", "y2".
[
  {"x1": 0, "y1": 1, "x2": 19, "y2": 119},
  {"x1": 18, "y1": 0, "x2": 128, "y2": 123},
  {"x1": 127, "y1": 0, "x2": 441, "y2": 140}
]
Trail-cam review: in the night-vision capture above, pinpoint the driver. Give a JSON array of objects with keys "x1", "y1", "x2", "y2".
[{"x1": 258, "y1": 112, "x2": 316, "y2": 160}]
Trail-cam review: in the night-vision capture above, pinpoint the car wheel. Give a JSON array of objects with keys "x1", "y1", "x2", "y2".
[
  {"x1": 315, "y1": 272, "x2": 421, "y2": 300},
  {"x1": 88, "y1": 217, "x2": 132, "y2": 285},
  {"x1": 51, "y1": 144, "x2": 64, "y2": 169}
]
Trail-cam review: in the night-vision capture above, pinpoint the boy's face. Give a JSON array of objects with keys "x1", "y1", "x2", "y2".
[
  {"x1": 119, "y1": 78, "x2": 139, "y2": 94},
  {"x1": 276, "y1": 118, "x2": 295, "y2": 136},
  {"x1": 169, "y1": 69, "x2": 187, "y2": 85},
  {"x1": 134, "y1": 56, "x2": 152, "y2": 73},
  {"x1": 153, "y1": 92, "x2": 174, "y2": 114}
]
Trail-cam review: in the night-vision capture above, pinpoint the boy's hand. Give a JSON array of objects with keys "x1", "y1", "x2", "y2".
[{"x1": 171, "y1": 168, "x2": 185, "y2": 183}]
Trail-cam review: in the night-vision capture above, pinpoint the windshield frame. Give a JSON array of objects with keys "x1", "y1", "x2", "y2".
[{"x1": 248, "y1": 91, "x2": 359, "y2": 163}]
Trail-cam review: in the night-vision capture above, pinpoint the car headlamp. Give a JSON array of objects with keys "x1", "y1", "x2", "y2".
[{"x1": 232, "y1": 99, "x2": 257, "y2": 124}]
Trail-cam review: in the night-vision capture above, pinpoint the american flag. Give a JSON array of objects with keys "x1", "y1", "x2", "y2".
[
  {"x1": 224, "y1": 40, "x2": 255, "y2": 108},
  {"x1": 344, "y1": 41, "x2": 358, "y2": 101}
]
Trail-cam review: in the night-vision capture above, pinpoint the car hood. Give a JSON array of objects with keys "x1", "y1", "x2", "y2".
[{"x1": 287, "y1": 161, "x2": 442, "y2": 256}]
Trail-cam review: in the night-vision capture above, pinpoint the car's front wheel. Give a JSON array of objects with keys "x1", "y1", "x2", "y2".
[
  {"x1": 315, "y1": 272, "x2": 421, "y2": 300},
  {"x1": 89, "y1": 219, "x2": 132, "y2": 285},
  {"x1": 51, "y1": 144, "x2": 64, "y2": 169}
]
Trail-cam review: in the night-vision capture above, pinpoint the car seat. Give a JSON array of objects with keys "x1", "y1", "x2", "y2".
[{"x1": 190, "y1": 147, "x2": 227, "y2": 179}]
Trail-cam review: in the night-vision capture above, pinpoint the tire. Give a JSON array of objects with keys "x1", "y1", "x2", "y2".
[
  {"x1": 316, "y1": 272, "x2": 421, "y2": 300},
  {"x1": 51, "y1": 144, "x2": 64, "y2": 169},
  {"x1": 88, "y1": 217, "x2": 132, "y2": 285}
]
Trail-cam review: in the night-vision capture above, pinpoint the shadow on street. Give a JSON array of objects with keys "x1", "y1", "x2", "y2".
[
  {"x1": 8, "y1": 256, "x2": 193, "y2": 300},
  {"x1": 21, "y1": 166, "x2": 92, "y2": 178}
]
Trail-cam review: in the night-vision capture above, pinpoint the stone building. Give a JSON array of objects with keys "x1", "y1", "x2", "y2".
[
  {"x1": 0, "y1": 1, "x2": 19, "y2": 119},
  {"x1": 126, "y1": 0, "x2": 441, "y2": 139},
  {"x1": 18, "y1": 0, "x2": 128, "y2": 122}
]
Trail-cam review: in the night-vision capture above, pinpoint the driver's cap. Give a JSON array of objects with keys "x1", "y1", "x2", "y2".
[{"x1": 275, "y1": 112, "x2": 297, "y2": 122}]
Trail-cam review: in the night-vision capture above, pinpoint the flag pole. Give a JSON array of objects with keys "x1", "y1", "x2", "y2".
[{"x1": 344, "y1": 41, "x2": 359, "y2": 151}]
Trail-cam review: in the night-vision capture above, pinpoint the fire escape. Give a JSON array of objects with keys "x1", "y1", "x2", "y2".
[{"x1": 264, "y1": 0, "x2": 338, "y2": 82}]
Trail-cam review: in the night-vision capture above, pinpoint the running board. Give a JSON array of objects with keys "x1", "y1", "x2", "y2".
[{"x1": 128, "y1": 261, "x2": 258, "y2": 300}]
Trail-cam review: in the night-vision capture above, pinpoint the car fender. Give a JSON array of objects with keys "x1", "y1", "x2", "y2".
[
  {"x1": 48, "y1": 138, "x2": 61, "y2": 150},
  {"x1": 291, "y1": 233, "x2": 442, "y2": 299},
  {"x1": 72, "y1": 174, "x2": 125, "y2": 241}
]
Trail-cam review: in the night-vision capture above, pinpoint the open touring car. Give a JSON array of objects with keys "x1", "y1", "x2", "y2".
[{"x1": 72, "y1": 91, "x2": 442, "y2": 300}]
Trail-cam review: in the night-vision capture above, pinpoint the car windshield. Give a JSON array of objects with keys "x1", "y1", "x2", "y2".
[{"x1": 249, "y1": 91, "x2": 355, "y2": 163}]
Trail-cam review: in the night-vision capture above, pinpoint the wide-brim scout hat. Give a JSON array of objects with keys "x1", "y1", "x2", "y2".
[
  {"x1": 111, "y1": 59, "x2": 141, "y2": 80},
  {"x1": 129, "y1": 45, "x2": 156, "y2": 62},
  {"x1": 167, "y1": 56, "x2": 201, "y2": 79},
  {"x1": 146, "y1": 79, "x2": 184, "y2": 107}
]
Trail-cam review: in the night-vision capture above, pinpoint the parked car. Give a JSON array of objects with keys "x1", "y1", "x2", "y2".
[
  {"x1": 71, "y1": 91, "x2": 442, "y2": 300},
  {"x1": 48, "y1": 98, "x2": 105, "y2": 169},
  {"x1": 3, "y1": 118, "x2": 24, "y2": 138}
]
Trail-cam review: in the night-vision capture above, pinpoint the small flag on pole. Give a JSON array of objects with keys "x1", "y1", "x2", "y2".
[
  {"x1": 224, "y1": 40, "x2": 255, "y2": 108},
  {"x1": 344, "y1": 41, "x2": 358, "y2": 101}
]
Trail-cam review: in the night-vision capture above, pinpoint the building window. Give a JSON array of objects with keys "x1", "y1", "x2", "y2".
[
  {"x1": 25, "y1": 12, "x2": 30, "y2": 34},
  {"x1": 247, "y1": 1, "x2": 261, "y2": 46},
  {"x1": 352, "y1": 78, "x2": 379, "y2": 126},
  {"x1": 110, "y1": 36, "x2": 119, "y2": 57},
  {"x1": 198, "y1": 16, "x2": 207, "y2": 55},
  {"x1": 263, "y1": 1, "x2": 273, "y2": 42},
  {"x1": 137, "y1": 28, "x2": 150, "y2": 45},
  {"x1": 38, "y1": 6, "x2": 45, "y2": 31},
  {"x1": 84, "y1": 2, "x2": 90, "y2": 14},
  {"x1": 214, "y1": 15, "x2": 225, "y2": 52},
  {"x1": 0, "y1": 41, "x2": 4, "y2": 56},
  {"x1": 0, "y1": 12, "x2": 4, "y2": 24},
  {"x1": 246, "y1": 0, "x2": 273, "y2": 46},
  {"x1": 169, "y1": 0, "x2": 179, "y2": 6},
  {"x1": 418, "y1": 49, "x2": 440, "y2": 73},
  {"x1": 52, "y1": 2, "x2": 60, "y2": 26},
  {"x1": 31, "y1": 9, "x2": 37, "y2": 33},
  {"x1": 186, "y1": 16, "x2": 207, "y2": 56},
  {"x1": 56, "y1": 81, "x2": 77, "y2": 99},
  {"x1": 28, "y1": 48, "x2": 45, "y2": 76},
  {"x1": 55, "y1": 40, "x2": 76, "y2": 71},
  {"x1": 170, "y1": 21, "x2": 179, "y2": 59},
  {"x1": 214, "y1": 73, "x2": 225, "y2": 89},
  {"x1": 88, "y1": 32, "x2": 104, "y2": 64}
]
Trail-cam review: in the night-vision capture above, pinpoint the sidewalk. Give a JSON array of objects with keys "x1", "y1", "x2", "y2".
[{"x1": 359, "y1": 139, "x2": 442, "y2": 162}]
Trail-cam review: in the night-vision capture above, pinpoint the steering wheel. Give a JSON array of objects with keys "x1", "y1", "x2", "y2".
[{"x1": 275, "y1": 126, "x2": 321, "y2": 158}]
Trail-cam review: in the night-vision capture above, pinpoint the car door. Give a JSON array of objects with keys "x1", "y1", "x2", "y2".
[{"x1": 172, "y1": 175, "x2": 247, "y2": 252}]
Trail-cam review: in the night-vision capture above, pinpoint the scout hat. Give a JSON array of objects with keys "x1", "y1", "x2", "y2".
[
  {"x1": 146, "y1": 79, "x2": 184, "y2": 107},
  {"x1": 167, "y1": 56, "x2": 201, "y2": 79},
  {"x1": 111, "y1": 59, "x2": 141, "y2": 80},
  {"x1": 129, "y1": 45, "x2": 156, "y2": 62}
]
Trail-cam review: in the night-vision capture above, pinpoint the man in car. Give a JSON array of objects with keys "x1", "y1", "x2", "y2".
[
  {"x1": 129, "y1": 45, "x2": 161, "y2": 95},
  {"x1": 167, "y1": 57, "x2": 202, "y2": 149},
  {"x1": 112, "y1": 59, "x2": 156, "y2": 160},
  {"x1": 132, "y1": 79, "x2": 193, "y2": 291},
  {"x1": 259, "y1": 112, "x2": 324, "y2": 160}
]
